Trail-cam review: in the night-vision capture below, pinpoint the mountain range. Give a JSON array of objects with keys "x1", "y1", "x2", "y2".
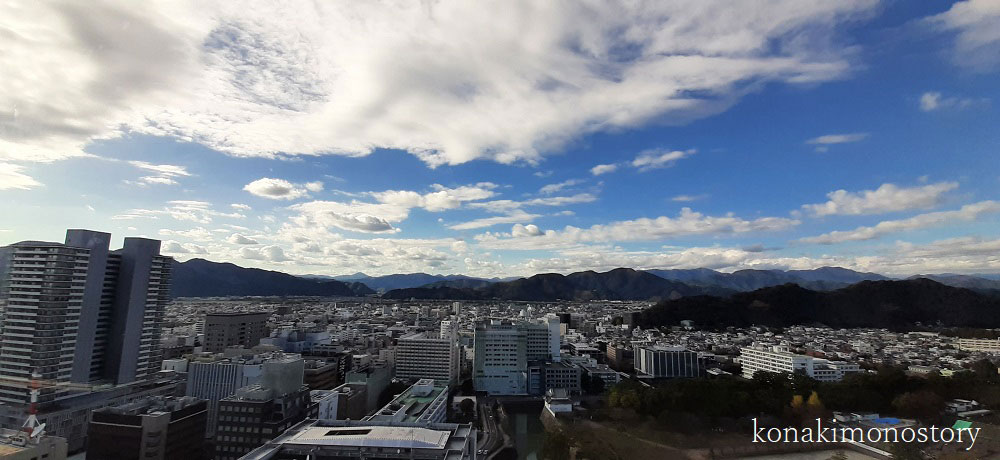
[
  {"x1": 637, "y1": 278, "x2": 1000, "y2": 330},
  {"x1": 170, "y1": 257, "x2": 1000, "y2": 300},
  {"x1": 170, "y1": 259, "x2": 374, "y2": 298}
]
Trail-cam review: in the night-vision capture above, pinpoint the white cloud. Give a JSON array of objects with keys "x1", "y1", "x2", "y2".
[
  {"x1": 476, "y1": 208, "x2": 799, "y2": 250},
  {"x1": 671, "y1": 194, "x2": 708, "y2": 202},
  {"x1": 243, "y1": 177, "x2": 314, "y2": 200},
  {"x1": 227, "y1": 233, "x2": 260, "y2": 245},
  {"x1": 539, "y1": 179, "x2": 583, "y2": 195},
  {"x1": 159, "y1": 227, "x2": 215, "y2": 242},
  {"x1": 918, "y1": 91, "x2": 987, "y2": 111},
  {"x1": 304, "y1": 181, "x2": 324, "y2": 193},
  {"x1": 0, "y1": 1, "x2": 878, "y2": 166},
  {"x1": 511, "y1": 224, "x2": 543, "y2": 237},
  {"x1": 805, "y1": 133, "x2": 868, "y2": 145},
  {"x1": 114, "y1": 201, "x2": 245, "y2": 224},
  {"x1": 799, "y1": 200, "x2": 1000, "y2": 244},
  {"x1": 470, "y1": 193, "x2": 598, "y2": 213},
  {"x1": 925, "y1": 0, "x2": 1000, "y2": 70},
  {"x1": 161, "y1": 240, "x2": 208, "y2": 255},
  {"x1": 372, "y1": 183, "x2": 497, "y2": 212},
  {"x1": 127, "y1": 161, "x2": 191, "y2": 186},
  {"x1": 448, "y1": 211, "x2": 543, "y2": 231},
  {"x1": 590, "y1": 164, "x2": 619, "y2": 176},
  {"x1": 231, "y1": 203, "x2": 252, "y2": 211},
  {"x1": 802, "y1": 181, "x2": 958, "y2": 216},
  {"x1": 631, "y1": 149, "x2": 695, "y2": 172},
  {"x1": 0, "y1": 163, "x2": 41, "y2": 190}
]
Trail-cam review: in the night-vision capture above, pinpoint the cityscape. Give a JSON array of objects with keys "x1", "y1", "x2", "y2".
[{"x1": 2, "y1": 1, "x2": 1000, "y2": 460}]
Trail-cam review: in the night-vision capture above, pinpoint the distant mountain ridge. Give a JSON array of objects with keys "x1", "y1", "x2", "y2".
[
  {"x1": 172, "y1": 257, "x2": 1000, "y2": 301},
  {"x1": 644, "y1": 266, "x2": 890, "y2": 292},
  {"x1": 171, "y1": 259, "x2": 374, "y2": 298},
  {"x1": 315, "y1": 272, "x2": 512, "y2": 292},
  {"x1": 637, "y1": 278, "x2": 1000, "y2": 330},
  {"x1": 383, "y1": 268, "x2": 733, "y2": 301}
]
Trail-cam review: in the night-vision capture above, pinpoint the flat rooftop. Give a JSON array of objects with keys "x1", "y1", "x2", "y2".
[{"x1": 288, "y1": 425, "x2": 450, "y2": 449}]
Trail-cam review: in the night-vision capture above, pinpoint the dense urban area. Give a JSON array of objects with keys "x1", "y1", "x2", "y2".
[{"x1": 2, "y1": 231, "x2": 1000, "y2": 460}]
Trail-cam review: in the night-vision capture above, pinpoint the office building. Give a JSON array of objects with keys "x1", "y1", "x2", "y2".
[
  {"x1": 473, "y1": 317, "x2": 560, "y2": 395},
  {"x1": 185, "y1": 352, "x2": 302, "y2": 437},
  {"x1": 365, "y1": 379, "x2": 448, "y2": 425},
  {"x1": 204, "y1": 312, "x2": 270, "y2": 353},
  {"x1": 310, "y1": 383, "x2": 368, "y2": 421},
  {"x1": 240, "y1": 420, "x2": 477, "y2": 460},
  {"x1": 0, "y1": 372, "x2": 186, "y2": 452},
  {"x1": 0, "y1": 427, "x2": 68, "y2": 460},
  {"x1": 395, "y1": 332, "x2": 459, "y2": 385},
  {"x1": 0, "y1": 230, "x2": 171, "y2": 406},
  {"x1": 634, "y1": 346, "x2": 702, "y2": 378},
  {"x1": 739, "y1": 344, "x2": 861, "y2": 382},
  {"x1": 303, "y1": 357, "x2": 344, "y2": 390},
  {"x1": 87, "y1": 396, "x2": 207, "y2": 460},
  {"x1": 214, "y1": 370, "x2": 310, "y2": 460},
  {"x1": 344, "y1": 365, "x2": 392, "y2": 415}
]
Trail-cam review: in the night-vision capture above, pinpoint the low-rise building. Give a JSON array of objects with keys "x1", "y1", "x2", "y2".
[
  {"x1": 87, "y1": 396, "x2": 207, "y2": 460},
  {"x1": 239, "y1": 420, "x2": 477, "y2": 460}
]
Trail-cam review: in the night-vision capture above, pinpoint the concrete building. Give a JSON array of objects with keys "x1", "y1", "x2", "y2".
[
  {"x1": 204, "y1": 312, "x2": 270, "y2": 353},
  {"x1": 0, "y1": 373, "x2": 186, "y2": 452},
  {"x1": 185, "y1": 352, "x2": 303, "y2": 437},
  {"x1": 302, "y1": 357, "x2": 344, "y2": 390},
  {"x1": 0, "y1": 230, "x2": 172, "y2": 406},
  {"x1": 345, "y1": 365, "x2": 393, "y2": 415},
  {"x1": 395, "y1": 332, "x2": 459, "y2": 385},
  {"x1": 365, "y1": 379, "x2": 448, "y2": 425},
  {"x1": 634, "y1": 346, "x2": 702, "y2": 378},
  {"x1": 87, "y1": 396, "x2": 207, "y2": 460},
  {"x1": 239, "y1": 420, "x2": 477, "y2": 460},
  {"x1": 215, "y1": 374, "x2": 310, "y2": 460},
  {"x1": 958, "y1": 338, "x2": 1000, "y2": 353},
  {"x1": 260, "y1": 328, "x2": 331, "y2": 354},
  {"x1": 310, "y1": 384, "x2": 368, "y2": 421},
  {"x1": 473, "y1": 317, "x2": 561, "y2": 395},
  {"x1": 0, "y1": 427, "x2": 67, "y2": 460},
  {"x1": 739, "y1": 344, "x2": 861, "y2": 382}
]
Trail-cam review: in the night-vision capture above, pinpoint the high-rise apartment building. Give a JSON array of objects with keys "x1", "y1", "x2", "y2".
[
  {"x1": 395, "y1": 332, "x2": 459, "y2": 384},
  {"x1": 0, "y1": 229, "x2": 171, "y2": 406},
  {"x1": 87, "y1": 396, "x2": 208, "y2": 460},
  {"x1": 473, "y1": 316, "x2": 561, "y2": 395},
  {"x1": 203, "y1": 312, "x2": 270, "y2": 353}
]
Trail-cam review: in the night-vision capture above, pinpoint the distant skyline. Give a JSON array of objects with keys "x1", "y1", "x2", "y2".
[{"x1": 2, "y1": 1, "x2": 999, "y2": 277}]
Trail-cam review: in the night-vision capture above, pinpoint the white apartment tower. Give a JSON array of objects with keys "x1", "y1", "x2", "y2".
[
  {"x1": 739, "y1": 344, "x2": 861, "y2": 382},
  {"x1": 473, "y1": 315, "x2": 561, "y2": 395}
]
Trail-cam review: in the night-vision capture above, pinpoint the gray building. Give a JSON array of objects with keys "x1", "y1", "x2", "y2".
[
  {"x1": 204, "y1": 312, "x2": 270, "y2": 353},
  {"x1": 87, "y1": 395, "x2": 208, "y2": 460},
  {"x1": 395, "y1": 332, "x2": 459, "y2": 385},
  {"x1": 240, "y1": 420, "x2": 477, "y2": 460},
  {"x1": 634, "y1": 346, "x2": 702, "y2": 378},
  {"x1": 0, "y1": 229, "x2": 171, "y2": 407}
]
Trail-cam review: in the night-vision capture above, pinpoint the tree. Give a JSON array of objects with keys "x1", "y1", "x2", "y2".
[
  {"x1": 806, "y1": 391, "x2": 825, "y2": 417},
  {"x1": 589, "y1": 375, "x2": 606, "y2": 394},
  {"x1": 540, "y1": 431, "x2": 571, "y2": 460},
  {"x1": 459, "y1": 398, "x2": 475, "y2": 417},
  {"x1": 892, "y1": 391, "x2": 944, "y2": 421}
]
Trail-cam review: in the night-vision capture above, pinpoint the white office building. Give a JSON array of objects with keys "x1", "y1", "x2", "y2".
[
  {"x1": 473, "y1": 316, "x2": 561, "y2": 395},
  {"x1": 739, "y1": 344, "x2": 860, "y2": 382},
  {"x1": 395, "y1": 332, "x2": 459, "y2": 385}
]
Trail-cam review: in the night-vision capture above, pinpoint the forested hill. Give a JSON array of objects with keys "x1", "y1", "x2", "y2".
[{"x1": 637, "y1": 278, "x2": 1000, "y2": 330}]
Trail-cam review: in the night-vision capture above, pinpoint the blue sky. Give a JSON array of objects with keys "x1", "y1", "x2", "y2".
[{"x1": 1, "y1": 0, "x2": 998, "y2": 277}]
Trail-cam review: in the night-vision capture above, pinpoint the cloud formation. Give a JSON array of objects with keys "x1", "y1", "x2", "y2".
[
  {"x1": 799, "y1": 200, "x2": 1000, "y2": 244},
  {"x1": 0, "y1": 163, "x2": 41, "y2": 190},
  {"x1": 476, "y1": 208, "x2": 799, "y2": 250},
  {"x1": 1, "y1": 1, "x2": 878, "y2": 167},
  {"x1": 243, "y1": 178, "x2": 318, "y2": 200},
  {"x1": 802, "y1": 182, "x2": 958, "y2": 216},
  {"x1": 926, "y1": 0, "x2": 1000, "y2": 70}
]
